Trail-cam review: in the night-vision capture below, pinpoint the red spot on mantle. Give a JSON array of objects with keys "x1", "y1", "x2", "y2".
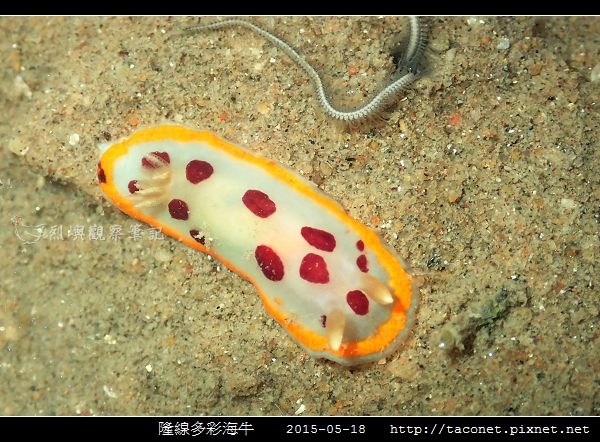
[
  {"x1": 142, "y1": 151, "x2": 170, "y2": 169},
  {"x1": 242, "y1": 189, "x2": 276, "y2": 218},
  {"x1": 255, "y1": 245, "x2": 285, "y2": 281},
  {"x1": 356, "y1": 254, "x2": 368, "y2": 273},
  {"x1": 346, "y1": 290, "x2": 369, "y2": 315},
  {"x1": 128, "y1": 180, "x2": 139, "y2": 194},
  {"x1": 189, "y1": 229, "x2": 205, "y2": 245},
  {"x1": 301, "y1": 226, "x2": 336, "y2": 252},
  {"x1": 186, "y1": 160, "x2": 214, "y2": 184},
  {"x1": 168, "y1": 199, "x2": 189, "y2": 220},
  {"x1": 299, "y1": 253, "x2": 329, "y2": 284}
]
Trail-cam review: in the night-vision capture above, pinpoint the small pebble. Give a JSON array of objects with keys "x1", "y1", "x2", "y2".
[
  {"x1": 496, "y1": 38, "x2": 510, "y2": 50},
  {"x1": 560, "y1": 198, "x2": 578, "y2": 209},
  {"x1": 8, "y1": 139, "x2": 29, "y2": 156},
  {"x1": 68, "y1": 133, "x2": 80, "y2": 146},
  {"x1": 448, "y1": 189, "x2": 462, "y2": 204},
  {"x1": 103, "y1": 385, "x2": 118, "y2": 399},
  {"x1": 13, "y1": 75, "x2": 32, "y2": 99},
  {"x1": 154, "y1": 249, "x2": 172, "y2": 262},
  {"x1": 466, "y1": 17, "x2": 485, "y2": 27},
  {"x1": 319, "y1": 161, "x2": 333, "y2": 177},
  {"x1": 591, "y1": 63, "x2": 600, "y2": 82}
]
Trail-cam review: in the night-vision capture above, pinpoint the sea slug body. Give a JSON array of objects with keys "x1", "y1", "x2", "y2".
[{"x1": 98, "y1": 125, "x2": 417, "y2": 365}]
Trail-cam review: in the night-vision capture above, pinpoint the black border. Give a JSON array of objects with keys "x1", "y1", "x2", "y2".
[
  {"x1": 1, "y1": 2, "x2": 598, "y2": 16},
  {"x1": 0, "y1": 416, "x2": 596, "y2": 440}
]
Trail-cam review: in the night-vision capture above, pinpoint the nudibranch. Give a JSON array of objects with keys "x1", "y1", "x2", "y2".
[{"x1": 97, "y1": 125, "x2": 417, "y2": 365}]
